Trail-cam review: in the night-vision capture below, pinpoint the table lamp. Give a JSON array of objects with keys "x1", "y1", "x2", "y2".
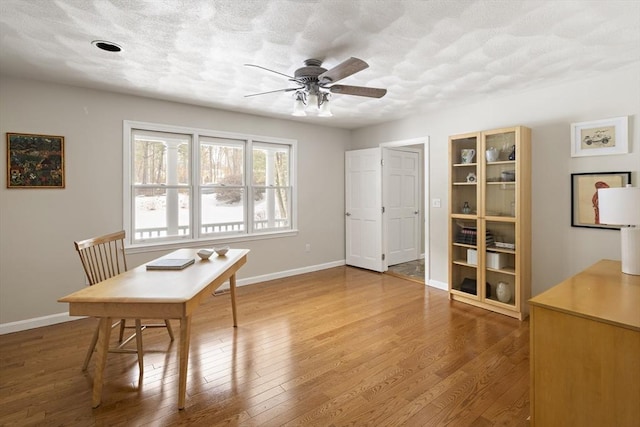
[{"x1": 597, "y1": 184, "x2": 640, "y2": 275}]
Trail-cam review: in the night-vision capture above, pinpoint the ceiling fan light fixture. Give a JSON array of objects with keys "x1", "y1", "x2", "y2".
[
  {"x1": 318, "y1": 94, "x2": 332, "y2": 117},
  {"x1": 246, "y1": 57, "x2": 386, "y2": 119},
  {"x1": 307, "y1": 91, "x2": 319, "y2": 111},
  {"x1": 292, "y1": 92, "x2": 307, "y2": 116}
]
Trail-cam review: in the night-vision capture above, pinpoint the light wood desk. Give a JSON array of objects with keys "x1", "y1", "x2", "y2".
[
  {"x1": 529, "y1": 259, "x2": 640, "y2": 426},
  {"x1": 59, "y1": 248, "x2": 249, "y2": 409}
]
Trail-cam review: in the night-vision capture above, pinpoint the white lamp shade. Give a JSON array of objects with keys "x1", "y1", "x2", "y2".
[
  {"x1": 307, "y1": 92, "x2": 318, "y2": 110},
  {"x1": 318, "y1": 99, "x2": 332, "y2": 117},
  {"x1": 597, "y1": 186, "x2": 640, "y2": 226},
  {"x1": 292, "y1": 97, "x2": 306, "y2": 116},
  {"x1": 598, "y1": 185, "x2": 640, "y2": 275}
]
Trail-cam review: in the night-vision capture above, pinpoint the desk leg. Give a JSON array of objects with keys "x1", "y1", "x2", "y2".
[
  {"x1": 178, "y1": 315, "x2": 191, "y2": 410},
  {"x1": 230, "y1": 273, "x2": 238, "y2": 327},
  {"x1": 92, "y1": 317, "x2": 112, "y2": 408}
]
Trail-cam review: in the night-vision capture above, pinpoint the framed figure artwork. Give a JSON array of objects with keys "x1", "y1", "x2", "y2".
[{"x1": 571, "y1": 171, "x2": 631, "y2": 229}]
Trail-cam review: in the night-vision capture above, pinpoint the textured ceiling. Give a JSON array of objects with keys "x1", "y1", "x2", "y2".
[{"x1": 1, "y1": 0, "x2": 639, "y2": 129}]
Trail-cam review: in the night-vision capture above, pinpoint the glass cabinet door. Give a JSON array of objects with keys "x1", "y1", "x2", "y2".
[
  {"x1": 449, "y1": 134, "x2": 480, "y2": 298},
  {"x1": 451, "y1": 135, "x2": 479, "y2": 216},
  {"x1": 482, "y1": 130, "x2": 518, "y2": 308},
  {"x1": 483, "y1": 131, "x2": 517, "y2": 219},
  {"x1": 483, "y1": 220, "x2": 517, "y2": 307},
  {"x1": 450, "y1": 217, "x2": 480, "y2": 297}
]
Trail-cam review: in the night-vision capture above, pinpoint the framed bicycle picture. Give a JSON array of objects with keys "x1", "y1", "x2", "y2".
[
  {"x1": 6, "y1": 133, "x2": 65, "y2": 188},
  {"x1": 571, "y1": 171, "x2": 631, "y2": 229}
]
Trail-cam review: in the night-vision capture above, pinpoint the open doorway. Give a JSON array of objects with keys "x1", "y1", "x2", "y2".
[
  {"x1": 386, "y1": 259, "x2": 425, "y2": 283},
  {"x1": 344, "y1": 137, "x2": 429, "y2": 282}
]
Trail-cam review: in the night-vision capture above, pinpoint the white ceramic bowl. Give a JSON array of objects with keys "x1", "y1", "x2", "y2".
[
  {"x1": 197, "y1": 249, "x2": 214, "y2": 260},
  {"x1": 214, "y1": 246, "x2": 230, "y2": 256}
]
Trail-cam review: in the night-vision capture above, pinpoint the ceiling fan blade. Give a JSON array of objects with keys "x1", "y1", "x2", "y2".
[
  {"x1": 329, "y1": 85, "x2": 387, "y2": 98},
  {"x1": 318, "y1": 57, "x2": 369, "y2": 83},
  {"x1": 244, "y1": 87, "x2": 302, "y2": 98},
  {"x1": 244, "y1": 64, "x2": 295, "y2": 79}
]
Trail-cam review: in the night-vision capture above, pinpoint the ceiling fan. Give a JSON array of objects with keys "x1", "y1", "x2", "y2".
[{"x1": 244, "y1": 57, "x2": 387, "y2": 117}]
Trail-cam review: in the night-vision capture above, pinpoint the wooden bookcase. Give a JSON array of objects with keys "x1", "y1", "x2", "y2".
[{"x1": 448, "y1": 126, "x2": 531, "y2": 320}]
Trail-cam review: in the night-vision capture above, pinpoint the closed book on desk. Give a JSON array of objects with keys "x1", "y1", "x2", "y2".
[{"x1": 146, "y1": 258, "x2": 195, "y2": 270}]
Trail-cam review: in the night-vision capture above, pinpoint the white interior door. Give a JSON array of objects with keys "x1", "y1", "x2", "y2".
[
  {"x1": 345, "y1": 148, "x2": 384, "y2": 272},
  {"x1": 383, "y1": 148, "x2": 420, "y2": 266}
]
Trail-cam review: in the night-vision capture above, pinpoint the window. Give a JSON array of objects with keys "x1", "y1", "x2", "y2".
[
  {"x1": 252, "y1": 142, "x2": 291, "y2": 232},
  {"x1": 124, "y1": 121, "x2": 296, "y2": 246}
]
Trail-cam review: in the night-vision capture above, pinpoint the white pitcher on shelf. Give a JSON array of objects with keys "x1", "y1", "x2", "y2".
[{"x1": 460, "y1": 149, "x2": 475, "y2": 164}]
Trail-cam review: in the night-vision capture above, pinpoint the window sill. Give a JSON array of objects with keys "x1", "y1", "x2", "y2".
[{"x1": 126, "y1": 229, "x2": 299, "y2": 254}]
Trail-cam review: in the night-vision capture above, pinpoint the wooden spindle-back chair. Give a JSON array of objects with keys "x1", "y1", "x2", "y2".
[{"x1": 74, "y1": 230, "x2": 174, "y2": 375}]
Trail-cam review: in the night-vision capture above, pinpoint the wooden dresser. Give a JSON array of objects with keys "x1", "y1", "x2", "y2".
[{"x1": 529, "y1": 259, "x2": 640, "y2": 426}]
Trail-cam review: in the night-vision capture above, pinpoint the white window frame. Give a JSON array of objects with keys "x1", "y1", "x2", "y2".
[{"x1": 123, "y1": 120, "x2": 297, "y2": 251}]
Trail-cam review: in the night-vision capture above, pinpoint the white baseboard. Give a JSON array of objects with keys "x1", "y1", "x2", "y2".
[
  {"x1": 426, "y1": 279, "x2": 448, "y2": 291},
  {"x1": 0, "y1": 312, "x2": 85, "y2": 335},
  {"x1": 0, "y1": 259, "x2": 347, "y2": 335},
  {"x1": 235, "y1": 259, "x2": 346, "y2": 287}
]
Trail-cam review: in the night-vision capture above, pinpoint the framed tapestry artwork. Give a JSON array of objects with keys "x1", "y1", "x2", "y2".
[
  {"x1": 6, "y1": 133, "x2": 65, "y2": 188},
  {"x1": 571, "y1": 171, "x2": 631, "y2": 229},
  {"x1": 570, "y1": 116, "x2": 628, "y2": 157}
]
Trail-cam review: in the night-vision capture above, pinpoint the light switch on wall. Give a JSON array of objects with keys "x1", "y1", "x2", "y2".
[{"x1": 432, "y1": 198, "x2": 441, "y2": 208}]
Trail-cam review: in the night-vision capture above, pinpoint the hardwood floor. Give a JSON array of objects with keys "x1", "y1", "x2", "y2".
[{"x1": 0, "y1": 266, "x2": 530, "y2": 426}]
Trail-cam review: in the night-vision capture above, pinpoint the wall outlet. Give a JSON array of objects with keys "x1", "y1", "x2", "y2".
[
  {"x1": 432, "y1": 198, "x2": 441, "y2": 208},
  {"x1": 305, "y1": 243, "x2": 311, "y2": 252}
]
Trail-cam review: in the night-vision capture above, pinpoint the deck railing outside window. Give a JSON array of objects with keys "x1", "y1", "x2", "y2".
[{"x1": 134, "y1": 219, "x2": 289, "y2": 240}]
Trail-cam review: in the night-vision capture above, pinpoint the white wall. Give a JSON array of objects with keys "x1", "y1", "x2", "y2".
[
  {"x1": 0, "y1": 76, "x2": 350, "y2": 327},
  {"x1": 2, "y1": 63, "x2": 638, "y2": 330},
  {"x1": 351, "y1": 63, "x2": 640, "y2": 297}
]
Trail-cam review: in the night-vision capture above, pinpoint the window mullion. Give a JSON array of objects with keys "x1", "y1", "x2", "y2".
[
  {"x1": 165, "y1": 140, "x2": 180, "y2": 236},
  {"x1": 265, "y1": 149, "x2": 276, "y2": 229},
  {"x1": 246, "y1": 138, "x2": 253, "y2": 234},
  {"x1": 192, "y1": 133, "x2": 200, "y2": 240}
]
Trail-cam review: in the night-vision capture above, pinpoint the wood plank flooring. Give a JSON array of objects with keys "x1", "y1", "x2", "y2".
[{"x1": 0, "y1": 266, "x2": 530, "y2": 426}]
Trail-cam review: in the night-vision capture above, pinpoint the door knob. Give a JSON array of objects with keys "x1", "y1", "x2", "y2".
[
  {"x1": 414, "y1": 210, "x2": 419, "y2": 214},
  {"x1": 345, "y1": 212, "x2": 351, "y2": 216}
]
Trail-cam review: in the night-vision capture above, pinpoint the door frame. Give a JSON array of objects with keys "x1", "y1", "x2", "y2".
[{"x1": 380, "y1": 137, "x2": 430, "y2": 284}]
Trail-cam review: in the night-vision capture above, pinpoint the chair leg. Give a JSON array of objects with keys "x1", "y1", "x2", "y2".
[
  {"x1": 164, "y1": 319, "x2": 175, "y2": 341},
  {"x1": 119, "y1": 319, "x2": 126, "y2": 342},
  {"x1": 82, "y1": 323, "x2": 100, "y2": 371},
  {"x1": 135, "y1": 319, "x2": 144, "y2": 378}
]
